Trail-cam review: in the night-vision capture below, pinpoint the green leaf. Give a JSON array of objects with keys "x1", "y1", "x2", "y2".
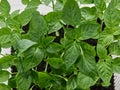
[
  {"x1": 112, "y1": 58, "x2": 120, "y2": 73},
  {"x1": 62, "y1": 0, "x2": 81, "y2": 25},
  {"x1": 0, "y1": 84, "x2": 10, "y2": 90},
  {"x1": 97, "y1": 61, "x2": 113, "y2": 86},
  {"x1": 16, "y1": 72, "x2": 32, "y2": 90},
  {"x1": 76, "y1": 42, "x2": 97, "y2": 78},
  {"x1": 0, "y1": 0, "x2": 10, "y2": 16},
  {"x1": 45, "y1": 11, "x2": 62, "y2": 33},
  {"x1": 47, "y1": 58, "x2": 64, "y2": 69},
  {"x1": 63, "y1": 42, "x2": 80, "y2": 69},
  {"x1": 22, "y1": 0, "x2": 29, "y2": 5},
  {"x1": 67, "y1": 75, "x2": 77, "y2": 90},
  {"x1": 109, "y1": 41, "x2": 120, "y2": 55},
  {"x1": 26, "y1": 0, "x2": 41, "y2": 9},
  {"x1": 17, "y1": 47, "x2": 44, "y2": 72},
  {"x1": 41, "y1": 0, "x2": 51, "y2": 5},
  {"x1": 16, "y1": 9, "x2": 33, "y2": 26},
  {"x1": 47, "y1": 42, "x2": 63, "y2": 53},
  {"x1": 98, "y1": 30, "x2": 113, "y2": 46},
  {"x1": 97, "y1": 44, "x2": 107, "y2": 59},
  {"x1": 16, "y1": 39, "x2": 37, "y2": 55},
  {"x1": 35, "y1": 72, "x2": 52, "y2": 88},
  {"x1": 28, "y1": 11, "x2": 48, "y2": 41},
  {"x1": 76, "y1": 22, "x2": 100, "y2": 40},
  {"x1": 0, "y1": 28, "x2": 12, "y2": 48},
  {"x1": 8, "y1": 76, "x2": 16, "y2": 88},
  {"x1": 94, "y1": 0, "x2": 106, "y2": 13},
  {"x1": 0, "y1": 70, "x2": 9, "y2": 82},
  {"x1": 77, "y1": 72, "x2": 97, "y2": 89},
  {"x1": 81, "y1": 7, "x2": 97, "y2": 20},
  {"x1": 104, "y1": 8, "x2": 120, "y2": 28},
  {"x1": 0, "y1": 55, "x2": 15, "y2": 69}
]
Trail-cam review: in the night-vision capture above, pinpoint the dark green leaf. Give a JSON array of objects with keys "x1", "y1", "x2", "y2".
[
  {"x1": 28, "y1": 11, "x2": 48, "y2": 41},
  {"x1": 47, "y1": 42, "x2": 63, "y2": 53},
  {"x1": 0, "y1": 84, "x2": 10, "y2": 90},
  {"x1": 62, "y1": 0, "x2": 81, "y2": 25},
  {"x1": 47, "y1": 58, "x2": 64, "y2": 69},
  {"x1": 8, "y1": 76, "x2": 16, "y2": 88},
  {"x1": 16, "y1": 73, "x2": 32, "y2": 90},
  {"x1": 0, "y1": 70, "x2": 9, "y2": 82},
  {"x1": 63, "y1": 42, "x2": 80, "y2": 69}
]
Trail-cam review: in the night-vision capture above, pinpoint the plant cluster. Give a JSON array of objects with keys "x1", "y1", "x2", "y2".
[{"x1": 0, "y1": 0, "x2": 120, "y2": 90}]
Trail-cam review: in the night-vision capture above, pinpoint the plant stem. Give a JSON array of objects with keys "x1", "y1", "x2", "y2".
[
  {"x1": 52, "y1": 0, "x2": 54, "y2": 9},
  {"x1": 45, "y1": 62, "x2": 48, "y2": 72}
]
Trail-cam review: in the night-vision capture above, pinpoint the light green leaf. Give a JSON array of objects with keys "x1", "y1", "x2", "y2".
[
  {"x1": 16, "y1": 73, "x2": 32, "y2": 90},
  {"x1": 109, "y1": 41, "x2": 120, "y2": 55},
  {"x1": 81, "y1": 7, "x2": 97, "y2": 20},
  {"x1": 67, "y1": 76, "x2": 77, "y2": 90},
  {"x1": 98, "y1": 30, "x2": 113, "y2": 46},
  {"x1": 0, "y1": 0, "x2": 10, "y2": 16},
  {"x1": 97, "y1": 44, "x2": 107, "y2": 59},
  {"x1": 97, "y1": 61, "x2": 113, "y2": 86},
  {"x1": 104, "y1": 8, "x2": 120, "y2": 28},
  {"x1": 47, "y1": 58, "x2": 64, "y2": 69},
  {"x1": 94, "y1": 0, "x2": 106, "y2": 13},
  {"x1": 45, "y1": 11, "x2": 62, "y2": 33},
  {"x1": 76, "y1": 42, "x2": 97, "y2": 78},
  {"x1": 28, "y1": 11, "x2": 48, "y2": 41},
  {"x1": 62, "y1": 0, "x2": 81, "y2": 25},
  {"x1": 17, "y1": 47, "x2": 44, "y2": 72},
  {"x1": 64, "y1": 42, "x2": 80, "y2": 69},
  {"x1": 47, "y1": 42, "x2": 63, "y2": 53},
  {"x1": 76, "y1": 22, "x2": 100, "y2": 40},
  {"x1": 16, "y1": 39, "x2": 36, "y2": 55},
  {"x1": 0, "y1": 55, "x2": 15, "y2": 69},
  {"x1": 16, "y1": 9, "x2": 33, "y2": 26},
  {"x1": 77, "y1": 72, "x2": 97, "y2": 89},
  {"x1": 0, "y1": 84, "x2": 10, "y2": 90},
  {"x1": 112, "y1": 58, "x2": 120, "y2": 73},
  {"x1": 0, "y1": 70, "x2": 9, "y2": 82}
]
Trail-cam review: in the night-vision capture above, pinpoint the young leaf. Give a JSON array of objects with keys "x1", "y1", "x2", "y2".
[
  {"x1": 62, "y1": 0, "x2": 81, "y2": 25},
  {"x1": 97, "y1": 61, "x2": 113, "y2": 86},
  {"x1": 63, "y1": 42, "x2": 80, "y2": 69},
  {"x1": 16, "y1": 39, "x2": 37, "y2": 55},
  {"x1": 77, "y1": 72, "x2": 97, "y2": 89},
  {"x1": 0, "y1": 84, "x2": 10, "y2": 90},
  {"x1": 0, "y1": 70, "x2": 9, "y2": 82},
  {"x1": 0, "y1": 0, "x2": 10, "y2": 16}
]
